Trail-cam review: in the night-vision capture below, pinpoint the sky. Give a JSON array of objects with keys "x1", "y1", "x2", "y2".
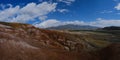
[{"x1": 0, "y1": 0, "x2": 120, "y2": 28}]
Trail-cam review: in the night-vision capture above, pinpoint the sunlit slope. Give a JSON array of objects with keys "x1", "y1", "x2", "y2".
[{"x1": 0, "y1": 22, "x2": 120, "y2": 60}]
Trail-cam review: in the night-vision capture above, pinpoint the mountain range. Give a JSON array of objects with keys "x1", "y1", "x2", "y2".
[{"x1": 46, "y1": 24, "x2": 99, "y2": 30}]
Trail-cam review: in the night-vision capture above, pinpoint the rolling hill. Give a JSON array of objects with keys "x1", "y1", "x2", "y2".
[{"x1": 0, "y1": 22, "x2": 120, "y2": 60}]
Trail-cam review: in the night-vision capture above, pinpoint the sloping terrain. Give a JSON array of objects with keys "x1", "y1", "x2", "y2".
[{"x1": 0, "y1": 22, "x2": 120, "y2": 60}]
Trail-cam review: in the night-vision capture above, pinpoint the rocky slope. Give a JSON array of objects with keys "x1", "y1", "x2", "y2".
[{"x1": 0, "y1": 22, "x2": 120, "y2": 60}]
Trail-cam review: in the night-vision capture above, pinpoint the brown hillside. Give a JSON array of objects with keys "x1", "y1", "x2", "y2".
[{"x1": 0, "y1": 22, "x2": 120, "y2": 60}]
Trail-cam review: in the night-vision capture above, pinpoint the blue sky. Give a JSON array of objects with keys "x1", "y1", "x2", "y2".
[{"x1": 0, "y1": 0, "x2": 120, "y2": 28}]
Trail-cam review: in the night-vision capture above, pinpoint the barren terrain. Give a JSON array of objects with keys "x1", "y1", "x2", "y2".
[{"x1": 0, "y1": 22, "x2": 120, "y2": 60}]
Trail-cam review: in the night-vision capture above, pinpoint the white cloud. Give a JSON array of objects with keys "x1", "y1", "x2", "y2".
[
  {"x1": 34, "y1": 19, "x2": 60, "y2": 28},
  {"x1": 34, "y1": 19, "x2": 86, "y2": 28},
  {"x1": 57, "y1": 9, "x2": 69, "y2": 13},
  {"x1": 7, "y1": 4, "x2": 13, "y2": 8},
  {"x1": 0, "y1": 4, "x2": 13, "y2": 9},
  {"x1": 0, "y1": 6, "x2": 20, "y2": 22},
  {"x1": 101, "y1": 10, "x2": 113, "y2": 14},
  {"x1": 62, "y1": 20, "x2": 85, "y2": 25},
  {"x1": 38, "y1": 0, "x2": 75, "y2": 5},
  {"x1": 58, "y1": 0, "x2": 75, "y2": 5},
  {"x1": 34, "y1": 18, "x2": 120, "y2": 28},
  {"x1": 89, "y1": 18, "x2": 120, "y2": 27},
  {"x1": 0, "y1": 2, "x2": 57, "y2": 23},
  {"x1": 38, "y1": 16, "x2": 47, "y2": 20},
  {"x1": 0, "y1": 4, "x2": 13, "y2": 10},
  {"x1": 115, "y1": 3, "x2": 120, "y2": 10}
]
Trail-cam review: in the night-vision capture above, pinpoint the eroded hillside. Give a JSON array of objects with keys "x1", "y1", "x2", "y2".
[{"x1": 0, "y1": 22, "x2": 120, "y2": 60}]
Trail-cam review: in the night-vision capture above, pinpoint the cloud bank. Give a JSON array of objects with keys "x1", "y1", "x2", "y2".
[
  {"x1": 0, "y1": 2, "x2": 57, "y2": 23},
  {"x1": 34, "y1": 19, "x2": 85, "y2": 28},
  {"x1": 34, "y1": 18, "x2": 120, "y2": 28}
]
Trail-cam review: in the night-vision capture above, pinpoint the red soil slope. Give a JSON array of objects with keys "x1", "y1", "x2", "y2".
[{"x1": 0, "y1": 22, "x2": 119, "y2": 60}]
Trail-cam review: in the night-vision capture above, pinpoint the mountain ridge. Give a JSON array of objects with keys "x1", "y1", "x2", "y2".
[{"x1": 46, "y1": 24, "x2": 99, "y2": 30}]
